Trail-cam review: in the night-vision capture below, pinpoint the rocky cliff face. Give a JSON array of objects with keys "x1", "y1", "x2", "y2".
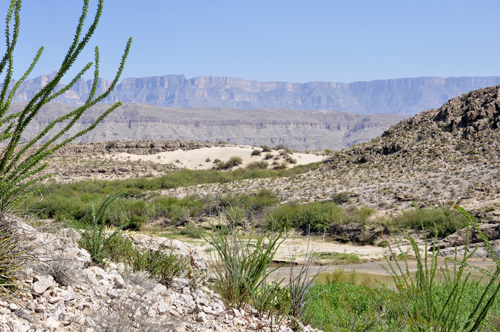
[
  {"x1": 9, "y1": 103, "x2": 406, "y2": 151},
  {"x1": 9, "y1": 74, "x2": 500, "y2": 115}
]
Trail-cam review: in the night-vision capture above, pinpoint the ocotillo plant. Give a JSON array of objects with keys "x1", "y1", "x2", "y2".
[{"x1": 0, "y1": 0, "x2": 132, "y2": 212}]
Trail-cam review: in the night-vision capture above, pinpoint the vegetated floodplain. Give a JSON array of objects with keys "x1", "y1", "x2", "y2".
[
  {"x1": 33, "y1": 163, "x2": 318, "y2": 197},
  {"x1": 24, "y1": 164, "x2": 310, "y2": 228}
]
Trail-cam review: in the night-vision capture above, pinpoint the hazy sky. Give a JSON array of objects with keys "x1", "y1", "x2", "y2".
[{"x1": 2, "y1": 0, "x2": 500, "y2": 83}]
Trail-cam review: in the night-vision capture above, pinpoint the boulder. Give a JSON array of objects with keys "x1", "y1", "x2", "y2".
[
  {"x1": 32, "y1": 275, "x2": 56, "y2": 295},
  {"x1": 439, "y1": 239, "x2": 500, "y2": 258},
  {"x1": 434, "y1": 223, "x2": 500, "y2": 249}
]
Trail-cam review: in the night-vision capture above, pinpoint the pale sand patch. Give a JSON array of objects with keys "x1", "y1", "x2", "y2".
[{"x1": 103, "y1": 146, "x2": 325, "y2": 170}]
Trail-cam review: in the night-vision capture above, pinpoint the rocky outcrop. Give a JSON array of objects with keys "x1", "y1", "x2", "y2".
[
  {"x1": 434, "y1": 224, "x2": 500, "y2": 250},
  {"x1": 52, "y1": 140, "x2": 222, "y2": 156},
  {"x1": 10, "y1": 74, "x2": 500, "y2": 115},
  {"x1": 327, "y1": 223, "x2": 390, "y2": 244},
  {"x1": 1, "y1": 217, "x2": 320, "y2": 332},
  {"x1": 439, "y1": 239, "x2": 500, "y2": 259}
]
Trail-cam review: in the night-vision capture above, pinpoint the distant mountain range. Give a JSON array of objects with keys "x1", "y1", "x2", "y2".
[{"x1": 9, "y1": 73, "x2": 500, "y2": 115}]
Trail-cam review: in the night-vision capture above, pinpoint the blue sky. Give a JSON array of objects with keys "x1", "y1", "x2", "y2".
[{"x1": 2, "y1": 0, "x2": 500, "y2": 84}]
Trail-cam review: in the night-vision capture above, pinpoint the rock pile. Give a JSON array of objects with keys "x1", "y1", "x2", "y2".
[{"x1": 0, "y1": 218, "x2": 321, "y2": 332}]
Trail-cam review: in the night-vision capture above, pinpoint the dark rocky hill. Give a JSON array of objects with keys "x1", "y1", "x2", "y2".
[
  {"x1": 325, "y1": 84, "x2": 500, "y2": 168},
  {"x1": 9, "y1": 72, "x2": 500, "y2": 115}
]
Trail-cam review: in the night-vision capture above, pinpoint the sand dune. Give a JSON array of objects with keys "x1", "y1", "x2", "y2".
[{"x1": 105, "y1": 146, "x2": 325, "y2": 170}]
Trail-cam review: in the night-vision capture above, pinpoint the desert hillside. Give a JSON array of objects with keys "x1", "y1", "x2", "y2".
[
  {"x1": 38, "y1": 85, "x2": 500, "y2": 215},
  {"x1": 11, "y1": 103, "x2": 406, "y2": 151},
  {"x1": 149, "y1": 85, "x2": 500, "y2": 218}
]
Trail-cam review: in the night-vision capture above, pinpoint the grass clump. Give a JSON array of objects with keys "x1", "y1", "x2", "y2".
[
  {"x1": 251, "y1": 149, "x2": 262, "y2": 156},
  {"x1": 127, "y1": 244, "x2": 188, "y2": 288},
  {"x1": 250, "y1": 280, "x2": 290, "y2": 323},
  {"x1": 314, "y1": 252, "x2": 360, "y2": 264},
  {"x1": 322, "y1": 268, "x2": 358, "y2": 285},
  {"x1": 99, "y1": 234, "x2": 189, "y2": 288}
]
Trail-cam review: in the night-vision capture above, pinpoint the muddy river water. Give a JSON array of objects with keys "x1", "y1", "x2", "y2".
[
  {"x1": 267, "y1": 259, "x2": 498, "y2": 287},
  {"x1": 197, "y1": 236, "x2": 498, "y2": 287}
]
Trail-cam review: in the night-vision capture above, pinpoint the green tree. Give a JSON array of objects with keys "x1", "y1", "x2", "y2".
[{"x1": 0, "y1": 0, "x2": 132, "y2": 212}]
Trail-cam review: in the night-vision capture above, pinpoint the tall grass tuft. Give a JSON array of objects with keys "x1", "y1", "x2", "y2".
[
  {"x1": 206, "y1": 204, "x2": 284, "y2": 309},
  {"x1": 286, "y1": 227, "x2": 331, "y2": 326},
  {"x1": 76, "y1": 192, "x2": 126, "y2": 266},
  {"x1": 0, "y1": 216, "x2": 28, "y2": 291}
]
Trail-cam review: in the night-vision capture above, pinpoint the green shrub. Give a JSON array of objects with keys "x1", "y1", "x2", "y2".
[
  {"x1": 331, "y1": 192, "x2": 350, "y2": 205},
  {"x1": 267, "y1": 201, "x2": 344, "y2": 232},
  {"x1": 246, "y1": 161, "x2": 268, "y2": 170},
  {"x1": 272, "y1": 161, "x2": 288, "y2": 170},
  {"x1": 226, "y1": 156, "x2": 243, "y2": 168},
  {"x1": 177, "y1": 223, "x2": 205, "y2": 238},
  {"x1": 206, "y1": 189, "x2": 278, "y2": 217},
  {"x1": 251, "y1": 149, "x2": 262, "y2": 156},
  {"x1": 343, "y1": 205, "x2": 374, "y2": 224},
  {"x1": 247, "y1": 188, "x2": 279, "y2": 212},
  {"x1": 267, "y1": 201, "x2": 374, "y2": 232},
  {"x1": 215, "y1": 156, "x2": 243, "y2": 170},
  {"x1": 264, "y1": 153, "x2": 273, "y2": 160},
  {"x1": 394, "y1": 206, "x2": 468, "y2": 236},
  {"x1": 261, "y1": 145, "x2": 272, "y2": 152},
  {"x1": 24, "y1": 164, "x2": 321, "y2": 224}
]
